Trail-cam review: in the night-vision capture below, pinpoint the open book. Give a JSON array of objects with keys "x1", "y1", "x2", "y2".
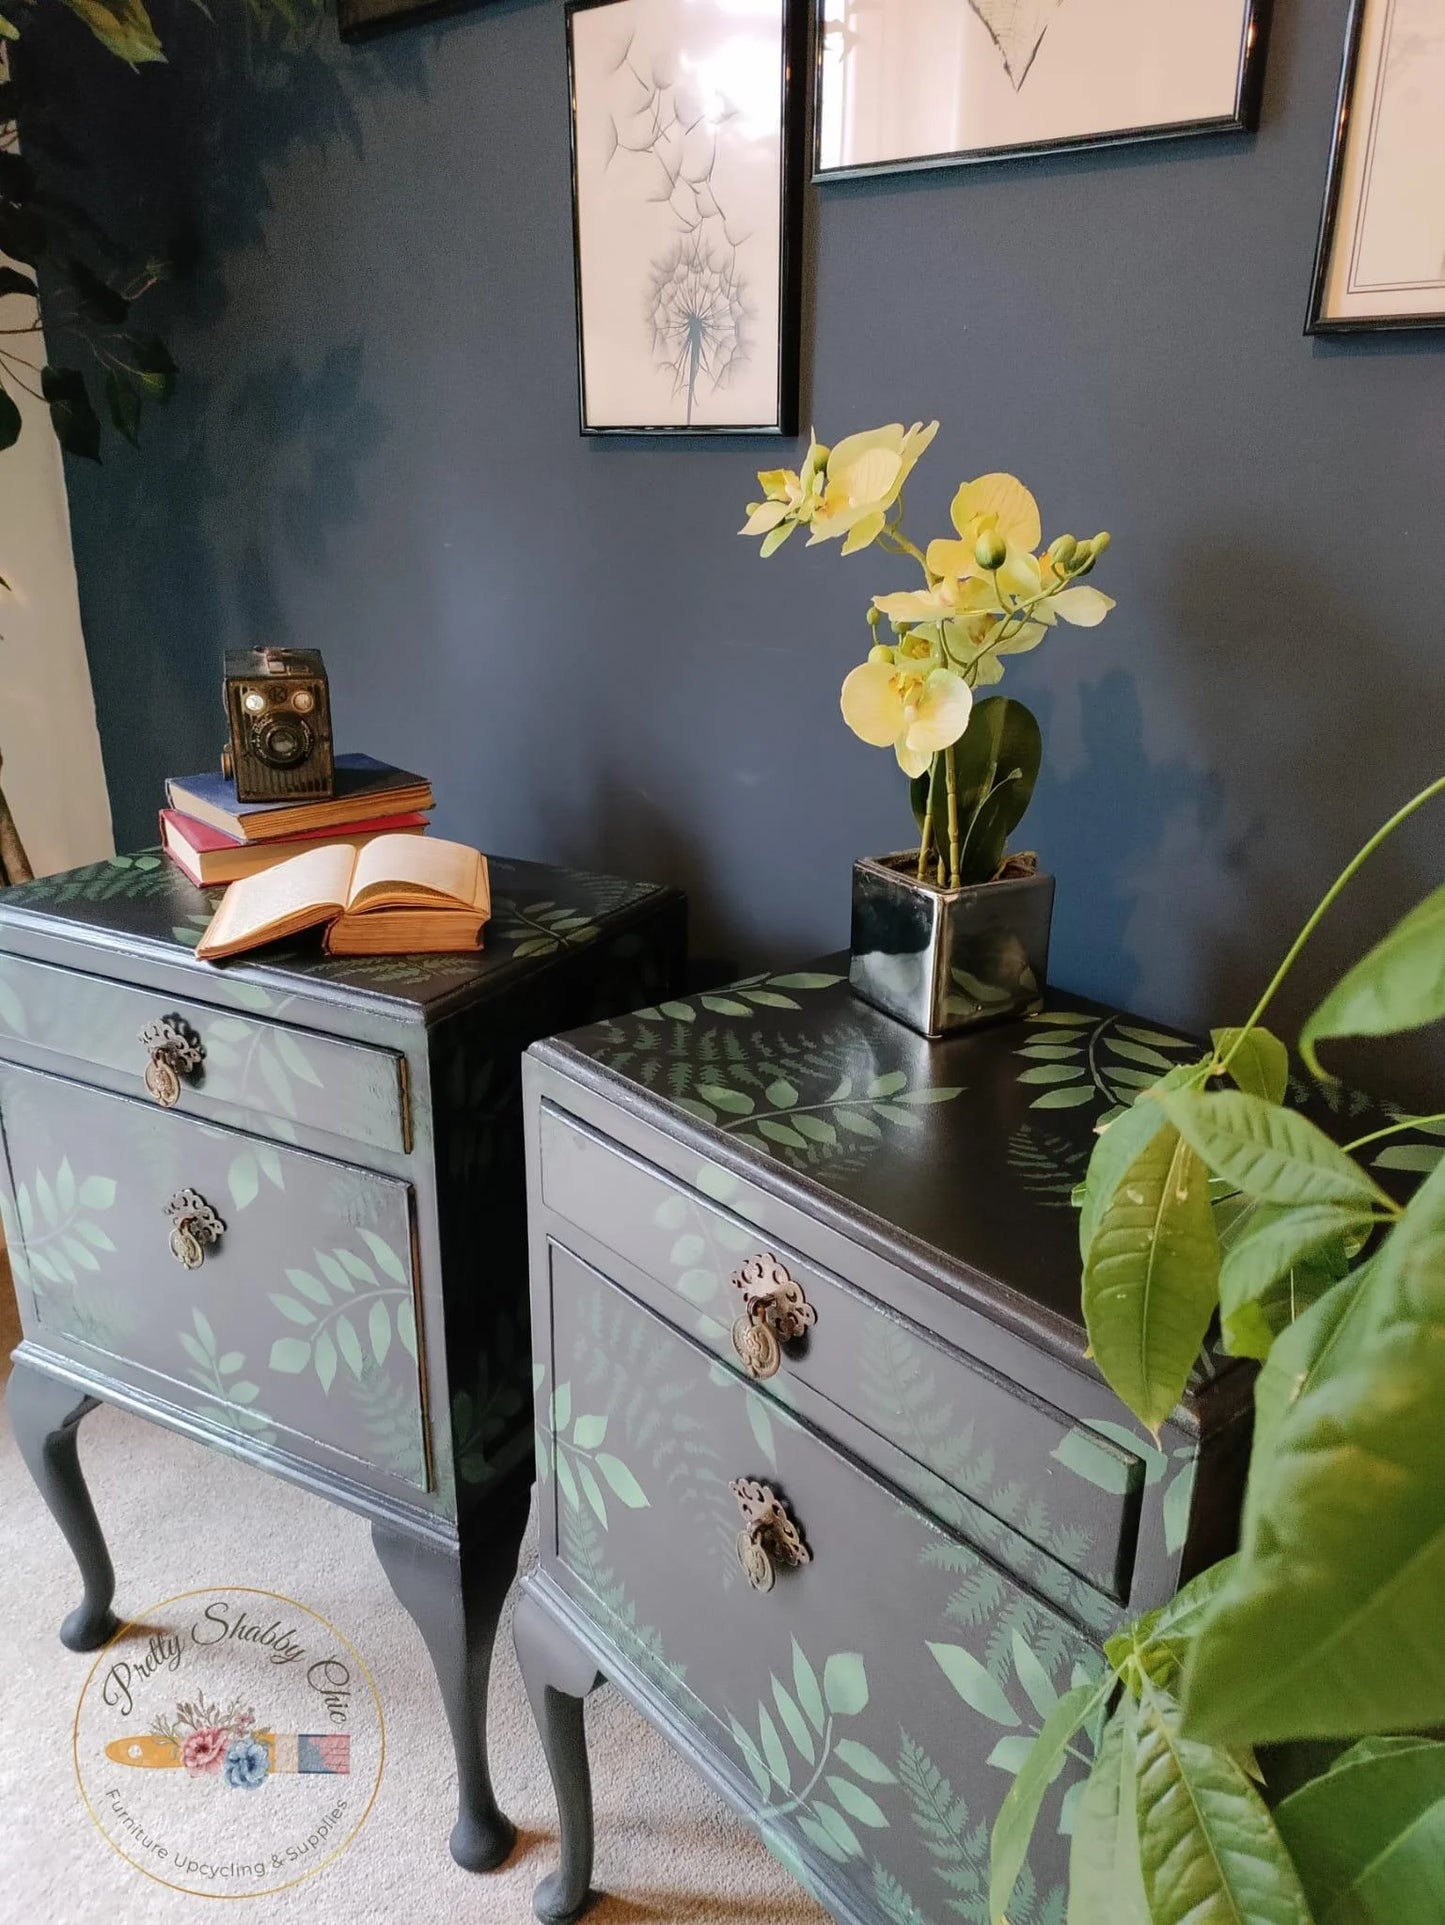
[{"x1": 196, "y1": 835, "x2": 490, "y2": 961}]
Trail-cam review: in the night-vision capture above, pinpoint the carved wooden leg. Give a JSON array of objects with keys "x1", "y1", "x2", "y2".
[
  {"x1": 8, "y1": 1361, "x2": 120, "y2": 1651},
  {"x1": 513, "y1": 1583, "x2": 605, "y2": 1925},
  {"x1": 372, "y1": 1487, "x2": 529, "y2": 1872}
]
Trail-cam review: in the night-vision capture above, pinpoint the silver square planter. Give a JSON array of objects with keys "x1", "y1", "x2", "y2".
[{"x1": 849, "y1": 854, "x2": 1055, "y2": 1040}]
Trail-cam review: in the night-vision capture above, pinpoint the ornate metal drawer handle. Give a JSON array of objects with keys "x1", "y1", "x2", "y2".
[
  {"x1": 730, "y1": 1255, "x2": 816, "y2": 1380},
  {"x1": 139, "y1": 1016, "x2": 205, "y2": 1108},
  {"x1": 166, "y1": 1190, "x2": 225, "y2": 1270},
  {"x1": 731, "y1": 1478, "x2": 811, "y2": 1594}
]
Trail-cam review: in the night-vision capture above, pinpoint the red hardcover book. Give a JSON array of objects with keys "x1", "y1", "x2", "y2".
[{"x1": 159, "y1": 807, "x2": 429, "y2": 887}]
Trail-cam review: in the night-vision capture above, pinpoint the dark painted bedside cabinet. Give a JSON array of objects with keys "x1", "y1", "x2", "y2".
[
  {"x1": 514, "y1": 968, "x2": 1256, "y2": 1925},
  {"x1": 0, "y1": 848, "x2": 684, "y2": 1872}
]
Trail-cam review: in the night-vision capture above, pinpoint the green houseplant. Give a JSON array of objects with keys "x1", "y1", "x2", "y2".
[
  {"x1": 739, "y1": 424, "x2": 1114, "y2": 1037},
  {"x1": 989, "y1": 776, "x2": 1445, "y2": 1924}
]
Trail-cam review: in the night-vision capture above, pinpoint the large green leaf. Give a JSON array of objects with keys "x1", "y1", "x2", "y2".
[
  {"x1": 1301, "y1": 884, "x2": 1445, "y2": 1080},
  {"x1": 989, "y1": 1676, "x2": 1111, "y2": 1921},
  {"x1": 1216, "y1": 1202, "x2": 1361, "y2": 1361},
  {"x1": 41, "y1": 366, "x2": 101, "y2": 462},
  {"x1": 1158, "y1": 1088, "x2": 1391, "y2": 1212},
  {"x1": 1077, "y1": 1059, "x2": 1210, "y2": 1263},
  {"x1": 1082, "y1": 1124, "x2": 1220, "y2": 1434},
  {"x1": 1067, "y1": 1695, "x2": 1148, "y2": 1925},
  {"x1": 1184, "y1": 1161, "x2": 1445, "y2": 1745},
  {"x1": 1213, "y1": 1026, "x2": 1290, "y2": 1105},
  {"x1": 908, "y1": 697, "x2": 1042, "y2": 885},
  {"x1": 1104, "y1": 1558, "x2": 1239, "y2": 1689},
  {"x1": 1135, "y1": 1680, "x2": 1312, "y2": 1924},
  {"x1": 1248, "y1": 1263, "x2": 1371, "y2": 1478},
  {"x1": 1274, "y1": 1737, "x2": 1445, "y2": 1924}
]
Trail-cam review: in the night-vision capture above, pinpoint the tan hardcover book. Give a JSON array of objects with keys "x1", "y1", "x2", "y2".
[{"x1": 196, "y1": 836, "x2": 489, "y2": 962}]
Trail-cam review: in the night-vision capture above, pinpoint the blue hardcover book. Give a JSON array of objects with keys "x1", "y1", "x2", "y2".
[{"x1": 166, "y1": 754, "x2": 433, "y2": 844}]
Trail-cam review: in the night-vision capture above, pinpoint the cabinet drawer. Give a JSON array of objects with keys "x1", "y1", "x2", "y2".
[
  {"x1": 539, "y1": 1243, "x2": 1093, "y2": 1923},
  {"x1": 539, "y1": 1101, "x2": 1142, "y2": 1602},
  {"x1": 0, "y1": 1062, "x2": 431, "y2": 1493},
  {"x1": 0, "y1": 952, "x2": 407, "y2": 1155}
]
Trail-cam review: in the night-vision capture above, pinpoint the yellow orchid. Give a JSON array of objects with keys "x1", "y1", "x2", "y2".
[
  {"x1": 731, "y1": 423, "x2": 1116, "y2": 891},
  {"x1": 840, "y1": 653, "x2": 974, "y2": 780},
  {"x1": 808, "y1": 420, "x2": 939, "y2": 556},
  {"x1": 925, "y1": 473, "x2": 1042, "y2": 583},
  {"x1": 739, "y1": 437, "x2": 829, "y2": 557}
]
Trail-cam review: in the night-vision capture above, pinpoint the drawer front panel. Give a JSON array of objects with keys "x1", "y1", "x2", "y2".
[
  {"x1": 540, "y1": 1102, "x2": 1142, "y2": 1602},
  {"x1": 0, "y1": 1063, "x2": 430, "y2": 1492},
  {"x1": 539, "y1": 1242, "x2": 1099, "y2": 1924},
  {"x1": 0, "y1": 953, "x2": 407, "y2": 1154}
]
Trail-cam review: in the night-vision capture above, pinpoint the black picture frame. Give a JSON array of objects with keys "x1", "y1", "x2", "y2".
[
  {"x1": 811, "y1": 0, "x2": 1272, "y2": 184},
  {"x1": 565, "y1": 0, "x2": 807, "y2": 438},
  {"x1": 338, "y1": 0, "x2": 490, "y2": 44},
  {"x1": 1306, "y1": 0, "x2": 1445, "y2": 336}
]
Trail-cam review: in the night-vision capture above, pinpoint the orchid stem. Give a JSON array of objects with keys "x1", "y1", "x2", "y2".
[
  {"x1": 918, "y1": 757, "x2": 939, "y2": 882},
  {"x1": 945, "y1": 745, "x2": 961, "y2": 890}
]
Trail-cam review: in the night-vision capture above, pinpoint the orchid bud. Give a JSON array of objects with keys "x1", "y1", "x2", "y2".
[
  {"x1": 974, "y1": 528, "x2": 1008, "y2": 571},
  {"x1": 867, "y1": 605, "x2": 883, "y2": 628},
  {"x1": 1048, "y1": 534, "x2": 1078, "y2": 571},
  {"x1": 868, "y1": 644, "x2": 895, "y2": 666},
  {"x1": 1091, "y1": 531, "x2": 1112, "y2": 558}
]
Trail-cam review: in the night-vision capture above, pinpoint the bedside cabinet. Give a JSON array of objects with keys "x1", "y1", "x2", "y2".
[
  {"x1": 0, "y1": 848, "x2": 684, "y2": 1872},
  {"x1": 513, "y1": 967, "x2": 1256, "y2": 1924}
]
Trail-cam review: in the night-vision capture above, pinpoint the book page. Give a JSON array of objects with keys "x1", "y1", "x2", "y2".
[
  {"x1": 347, "y1": 836, "x2": 488, "y2": 914},
  {"x1": 197, "y1": 843, "x2": 357, "y2": 959}
]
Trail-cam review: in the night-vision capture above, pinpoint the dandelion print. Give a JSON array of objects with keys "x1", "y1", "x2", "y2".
[{"x1": 647, "y1": 235, "x2": 748, "y2": 423}]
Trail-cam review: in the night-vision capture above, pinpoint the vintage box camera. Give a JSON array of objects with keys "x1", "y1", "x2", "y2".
[{"x1": 221, "y1": 649, "x2": 335, "y2": 803}]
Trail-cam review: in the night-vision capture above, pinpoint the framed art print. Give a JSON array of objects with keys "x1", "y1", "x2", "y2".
[
  {"x1": 566, "y1": 0, "x2": 805, "y2": 435},
  {"x1": 1307, "y1": 0, "x2": 1445, "y2": 334},
  {"x1": 814, "y1": 0, "x2": 1270, "y2": 180}
]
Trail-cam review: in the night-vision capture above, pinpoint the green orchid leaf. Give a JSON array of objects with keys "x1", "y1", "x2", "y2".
[
  {"x1": 1067, "y1": 1696, "x2": 1148, "y2": 1925},
  {"x1": 1082, "y1": 1123, "x2": 1220, "y2": 1434},
  {"x1": 1136, "y1": 1679, "x2": 1311, "y2": 1924},
  {"x1": 989, "y1": 1675, "x2": 1110, "y2": 1921},
  {"x1": 1274, "y1": 1736, "x2": 1445, "y2": 1923},
  {"x1": 1213, "y1": 1026, "x2": 1290, "y2": 1105},
  {"x1": 1158, "y1": 1087, "x2": 1390, "y2": 1212},
  {"x1": 1184, "y1": 1162, "x2": 1445, "y2": 1746},
  {"x1": 1301, "y1": 883, "x2": 1445, "y2": 1080},
  {"x1": 1217, "y1": 1201, "x2": 1362, "y2": 1360}
]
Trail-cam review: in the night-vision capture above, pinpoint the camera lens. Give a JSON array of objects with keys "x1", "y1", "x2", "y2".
[{"x1": 252, "y1": 714, "x2": 313, "y2": 768}]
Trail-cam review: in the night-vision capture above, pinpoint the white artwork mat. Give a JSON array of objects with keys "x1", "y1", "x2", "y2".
[
  {"x1": 571, "y1": 0, "x2": 787, "y2": 430},
  {"x1": 1318, "y1": 0, "x2": 1445, "y2": 323},
  {"x1": 817, "y1": 0, "x2": 1255, "y2": 174}
]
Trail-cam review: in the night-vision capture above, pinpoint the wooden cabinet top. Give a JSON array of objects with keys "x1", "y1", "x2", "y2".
[{"x1": 0, "y1": 850, "x2": 682, "y2": 1020}]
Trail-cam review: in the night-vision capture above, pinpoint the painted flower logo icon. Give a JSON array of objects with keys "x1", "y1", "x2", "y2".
[
  {"x1": 647, "y1": 235, "x2": 747, "y2": 427},
  {"x1": 223, "y1": 1736, "x2": 271, "y2": 1791},
  {"x1": 180, "y1": 1726, "x2": 229, "y2": 1776}
]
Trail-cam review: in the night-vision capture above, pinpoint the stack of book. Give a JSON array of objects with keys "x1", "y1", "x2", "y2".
[{"x1": 160, "y1": 753, "x2": 435, "y2": 887}]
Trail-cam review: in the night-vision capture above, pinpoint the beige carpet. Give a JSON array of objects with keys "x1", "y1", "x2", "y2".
[{"x1": 0, "y1": 1385, "x2": 829, "y2": 1925}]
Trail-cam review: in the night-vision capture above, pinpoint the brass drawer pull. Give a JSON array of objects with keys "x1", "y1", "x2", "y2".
[
  {"x1": 731, "y1": 1478, "x2": 811, "y2": 1593},
  {"x1": 139, "y1": 1016, "x2": 204, "y2": 1108},
  {"x1": 166, "y1": 1189, "x2": 225, "y2": 1269},
  {"x1": 730, "y1": 1255, "x2": 816, "y2": 1379}
]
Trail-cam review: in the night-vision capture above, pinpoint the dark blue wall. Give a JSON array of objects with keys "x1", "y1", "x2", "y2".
[{"x1": 49, "y1": 0, "x2": 1445, "y2": 1096}]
